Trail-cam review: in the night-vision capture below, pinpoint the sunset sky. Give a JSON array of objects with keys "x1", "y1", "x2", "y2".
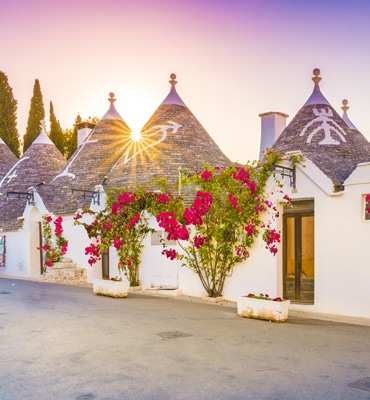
[{"x1": 1, "y1": 0, "x2": 370, "y2": 163}]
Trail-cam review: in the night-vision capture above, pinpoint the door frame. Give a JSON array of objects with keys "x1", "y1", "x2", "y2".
[{"x1": 283, "y1": 199, "x2": 314, "y2": 303}]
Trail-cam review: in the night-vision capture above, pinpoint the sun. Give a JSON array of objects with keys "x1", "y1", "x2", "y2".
[{"x1": 130, "y1": 131, "x2": 142, "y2": 141}]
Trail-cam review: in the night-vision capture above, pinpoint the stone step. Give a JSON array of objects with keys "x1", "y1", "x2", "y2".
[{"x1": 39, "y1": 260, "x2": 87, "y2": 285}]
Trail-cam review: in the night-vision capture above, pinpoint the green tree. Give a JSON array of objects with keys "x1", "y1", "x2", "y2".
[
  {"x1": 0, "y1": 71, "x2": 21, "y2": 157},
  {"x1": 64, "y1": 114, "x2": 81, "y2": 160},
  {"x1": 64, "y1": 114, "x2": 99, "y2": 160},
  {"x1": 49, "y1": 101, "x2": 64, "y2": 155},
  {"x1": 23, "y1": 79, "x2": 45, "y2": 153}
]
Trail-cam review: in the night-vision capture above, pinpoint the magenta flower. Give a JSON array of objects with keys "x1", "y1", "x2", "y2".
[
  {"x1": 194, "y1": 235, "x2": 207, "y2": 249},
  {"x1": 156, "y1": 193, "x2": 170, "y2": 204},
  {"x1": 201, "y1": 170, "x2": 212, "y2": 182},
  {"x1": 162, "y1": 248, "x2": 177, "y2": 260}
]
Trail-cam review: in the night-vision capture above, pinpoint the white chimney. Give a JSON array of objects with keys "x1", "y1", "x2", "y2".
[
  {"x1": 258, "y1": 111, "x2": 289, "y2": 158},
  {"x1": 75, "y1": 121, "x2": 96, "y2": 147}
]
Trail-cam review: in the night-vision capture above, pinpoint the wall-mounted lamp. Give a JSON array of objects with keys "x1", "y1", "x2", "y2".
[
  {"x1": 273, "y1": 164, "x2": 296, "y2": 189},
  {"x1": 7, "y1": 191, "x2": 35, "y2": 205},
  {"x1": 72, "y1": 188, "x2": 100, "y2": 205}
]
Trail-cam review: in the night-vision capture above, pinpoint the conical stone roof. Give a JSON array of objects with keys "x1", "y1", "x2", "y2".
[
  {"x1": 47, "y1": 93, "x2": 132, "y2": 214},
  {"x1": 105, "y1": 74, "x2": 231, "y2": 192},
  {"x1": 0, "y1": 138, "x2": 18, "y2": 180},
  {"x1": 272, "y1": 69, "x2": 370, "y2": 188},
  {"x1": 0, "y1": 121, "x2": 66, "y2": 230}
]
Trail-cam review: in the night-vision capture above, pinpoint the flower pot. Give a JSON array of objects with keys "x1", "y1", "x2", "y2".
[
  {"x1": 93, "y1": 278, "x2": 130, "y2": 298},
  {"x1": 237, "y1": 296, "x2": 290, "y2": 322}
]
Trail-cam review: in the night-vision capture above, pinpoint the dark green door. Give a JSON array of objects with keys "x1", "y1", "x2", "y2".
[{"x1": 102, "y1": 248, "x2": 109, "y2": 278}]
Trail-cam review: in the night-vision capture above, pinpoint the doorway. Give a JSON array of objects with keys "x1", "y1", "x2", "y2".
[
  {"x1": 102, "y1": 247, "x2": 109, "y2": 278},
  {"x1": 283, "y1": 200, "x2": 314, "y2": 303}
]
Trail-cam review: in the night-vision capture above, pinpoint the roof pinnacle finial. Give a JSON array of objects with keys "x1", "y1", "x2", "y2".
[
  {"x1": 41, "y1": 119, "x2": 46, "y2": 131},
  {"x1": 169, "y1": 73, "x2": 177, "y2": 87},
  {"x1": 108, "y1": 92, "x2": 116, "y2": 104},
  {"x1": 341, "y1": 99, "x2": 349, "y2": 114},
  {"x1": 303, "y1": 67, "x2": 330, "y2": 107},
  {"x1": 341, "y1": 99, "x2": 358, "y2": 131},
  {"x1": 312, "y1": 68, "x2": 322, "y2": 87}
]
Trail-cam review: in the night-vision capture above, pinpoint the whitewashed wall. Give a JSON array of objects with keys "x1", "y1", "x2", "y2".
[{"x1": 2, "y1": 163, "x2": 370, "y2": 320}]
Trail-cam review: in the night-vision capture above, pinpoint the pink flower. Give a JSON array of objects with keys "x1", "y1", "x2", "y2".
[
  {"x1": 232, "y1": 167, "x2": 249, "y2": 183},
  {"x1": 228, "y1": 193, "x2": 238, "y2": 208},
  {"x1": 244, "y1": 223, "x2": 254, "y2": 236},
  {"x1": 183, "y1": 208, "x2": 203, "y2": 226},
  {"x1": 61, "y1": 241, "x2": 68, "y2": 255},
  {"x1": 156, "y1": 193, "x2": 170, "y2": 204},
  {"x1": 111, "y1": 203, "x2": 120, "y2": 215},
  {"x1": 129, "y1": 213, "x2": 140, "y2": 228},
  {"x1": 73, "y1": 213, "x2": 82, "y2": 221},
  {"x1": 247, "y1": 180, "x2": 257, "y2": 194},
  {"x1": 201, "y1": 170, "x2": 212, "y2": 182},
  {"x1": 113, "y1": 237, "x2": 123, "y2": 249},
  {"x1": 162, "y1": 248, "x2": 177, "y2": 260},
  {"x1": 117, "y1": 192, "x2": 137, "y2": 204},
  {"x1": 194, "y1": 235, "x2": 207, "y2": 249}
]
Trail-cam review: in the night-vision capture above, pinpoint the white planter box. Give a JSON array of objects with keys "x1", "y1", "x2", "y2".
[
  {"x1": 237, "y1": 296, "x2": 290, "y2": 322},
  {"x1": 93, "y1": 278, "x2": 130, "y2": 298}
]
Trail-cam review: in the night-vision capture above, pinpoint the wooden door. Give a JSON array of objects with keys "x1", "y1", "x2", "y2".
[{"x1": 283, "y1": 200, "x2": 314, "y2": 303}]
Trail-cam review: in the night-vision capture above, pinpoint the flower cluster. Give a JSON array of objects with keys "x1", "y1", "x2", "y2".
[
  {"x1": 247, "y1": 293, "x2": 289, "y2": 302},
  {"x1": 365, "y1": 194, "x2": 370, "y2": 214},
  {"x1": 162, "y1": 248, "x2": 177, "y2": 260},
  {"x1": 103, "y1": 276, "x2": 122, "y2": 281},
  {"x1": 262, "y1": 228, "x2": 281, "y2": 255},
  {"x1": 38, "y1": 215, "x2": 68, "y2": 268},
  {"x1": 157, "y1": 211, "x2": 189, "y2": 241}
]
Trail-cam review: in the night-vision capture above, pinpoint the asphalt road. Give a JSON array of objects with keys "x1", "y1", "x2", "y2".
[{"x1": 0, "y1": 278, "x2": 370, "y2": 400}]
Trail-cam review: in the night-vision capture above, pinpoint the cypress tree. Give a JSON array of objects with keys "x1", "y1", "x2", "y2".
[
  {"x1": 0, "y1": 71, "x2": 21, "y2": 157},
  {"x1": 23, "y1": 79, "x2": 45, "y2": 153},
  {"x1": 64, "y1": 114, "x2": 81, "y2": 160},
  {"x1": 49, "y1": 101, "x2": 65, "y2": 155}
]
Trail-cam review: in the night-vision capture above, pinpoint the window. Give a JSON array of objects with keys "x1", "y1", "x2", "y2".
[
  {"x1": 0, "y1": 236, "x2": 6, "y2": 267},
  {"x1": 364, "y1": 194, "x2": 370, "y2": 221},
  {"x1": 151, "y1": 230, "x2": 176, "y2": 246}
]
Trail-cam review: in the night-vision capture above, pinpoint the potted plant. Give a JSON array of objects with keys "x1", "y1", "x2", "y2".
[
  {"x1": 93, "y1": 276, "x2": 130, "y2": 298},
  {"x1": 237, "y1": 293, "x2": 290, "y2": 322}
]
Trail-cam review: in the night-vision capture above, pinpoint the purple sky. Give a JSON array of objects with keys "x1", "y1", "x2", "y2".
[{"x1": 1, "y1": 0, "x2": 370, "y2": 162}]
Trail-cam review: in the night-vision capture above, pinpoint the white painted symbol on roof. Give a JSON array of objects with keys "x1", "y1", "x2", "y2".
[
  {"x1": 299, "y1": 108, "x2": 347, "y2": 145},
  {"x1": 0, "y1": 157, "x2": 29, "y2": 188},
  {"x1": 121, "y1": 121, "x2": 182, "y2": 165},
  {"x1": 53, "y1": 139, "x2": 98, "y2": 181},
  {"x1": 6, "y1": 170, "x2": 17, "y2": 183}
]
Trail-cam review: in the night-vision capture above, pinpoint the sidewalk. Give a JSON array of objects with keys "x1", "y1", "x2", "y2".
[{"x1": 2, "y1": 274, "x2": 370, "y2": 327}]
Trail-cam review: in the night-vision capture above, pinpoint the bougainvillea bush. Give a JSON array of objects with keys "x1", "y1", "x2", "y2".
[
  {"x1": 74, "y1": 188, "x2": 154, "y2": 286},
  {"x1": 75, "y1": 150, "x2": 289, "y2": 297},
  {"x1": 38, "y1": 215, "x2": 68, "y2": 269},
  {"x1": 153, "y1": 151, "x2": 285, "y2": 297}
]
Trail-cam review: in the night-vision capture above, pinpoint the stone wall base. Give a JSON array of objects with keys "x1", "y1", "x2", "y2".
[{"x1": 38, "y1": 258, "x2": 87, "y2": 285}]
